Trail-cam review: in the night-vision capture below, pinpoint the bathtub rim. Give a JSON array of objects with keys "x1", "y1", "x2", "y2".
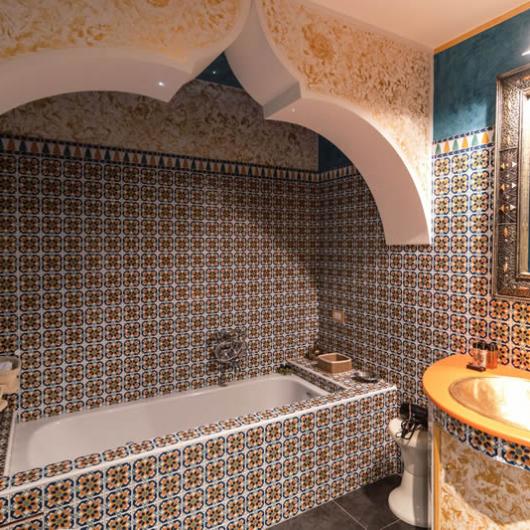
[{"x1": 11, "y1": 372, "x2": 328, "y2": 437}]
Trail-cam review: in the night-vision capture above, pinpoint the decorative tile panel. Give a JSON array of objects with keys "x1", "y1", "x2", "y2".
[
  {"x1": 318, "y1": 127, "x2": 530, "y2": 410},
  {"x1": 0, "y1": 136, "x2": 320, "y2": 422}
]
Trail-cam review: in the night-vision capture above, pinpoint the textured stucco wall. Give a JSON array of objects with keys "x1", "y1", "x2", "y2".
[
  {"x1": 0, "y1": 0, "x2": 432, "y2": 202},
  {"x1": 439, "y1": 430, "x2": 530, "y2": 529},
  {"x1": 0, "y1": 80, "x2": 319, "y2": 170},
  {"x1": 259, "y1": 0, "x2": 432, "y2": 195},
  {"x1": 0, "y1": 0, "x2": 243, "y2": 61}
]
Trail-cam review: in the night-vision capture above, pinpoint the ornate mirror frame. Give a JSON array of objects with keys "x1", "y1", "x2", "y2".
[{"x1": 493, "y1": 64, "x2": 530, "y2": 300}]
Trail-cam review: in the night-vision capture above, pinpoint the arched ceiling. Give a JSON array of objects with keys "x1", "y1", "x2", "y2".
[
  {"x1": 226, "y1": 1, "x2": 431, "y2": 245},
  {"x1": 0, "y1": 0, "x2": 433, "y2": 245}
]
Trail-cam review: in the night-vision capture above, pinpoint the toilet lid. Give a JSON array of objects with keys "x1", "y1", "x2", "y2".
[{"x1": 389, "y1": 418, "x2": 429, "y2": 449}]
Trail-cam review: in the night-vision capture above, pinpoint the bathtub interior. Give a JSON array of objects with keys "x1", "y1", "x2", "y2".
[{"x1": 9, "y1": 373, "x2": 327, "y2": 474}]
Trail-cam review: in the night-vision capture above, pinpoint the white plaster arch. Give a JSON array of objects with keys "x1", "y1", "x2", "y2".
[
  {"x1": 0, "y1": 48, "x2": 194, "y2": 115},
  {"x1": 0, "y1": 0, "x2": 430, "y2": 245},
  {"x1": 0, "y1": 0, "x2": 252, "y2": 116},
  {"x1": 226, "y1": 1, "x2": 431, "y2": 245}
]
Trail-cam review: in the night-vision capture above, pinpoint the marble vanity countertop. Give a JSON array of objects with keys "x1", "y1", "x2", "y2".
[{"x1": 423, "y1": 354, "x2": 530, "y2": 447}]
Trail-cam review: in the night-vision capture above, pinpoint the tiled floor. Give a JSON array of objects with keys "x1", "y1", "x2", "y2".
[{"x1": 274, "y1": 475, "x2": 428, "y2": 530}]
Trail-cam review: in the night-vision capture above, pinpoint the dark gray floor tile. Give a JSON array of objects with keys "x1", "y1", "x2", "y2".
[
  {"x1": 334, "y1": 475, "x2": 401, "y2": 529},
  {"x1": 274, "y1": 502, "x2": 364, "y2": 530}
]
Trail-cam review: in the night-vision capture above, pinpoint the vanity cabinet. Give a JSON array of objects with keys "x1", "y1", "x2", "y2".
[{"x1": 424, "y1": 356, "x2": 530, "y2": 529}]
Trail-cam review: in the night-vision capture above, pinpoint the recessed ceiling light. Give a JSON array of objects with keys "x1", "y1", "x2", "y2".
[
  {"x1": 212, "y1": 70, "x2": 217, "y2": 74},
  {"x1": 158, "y1": 81, "x2": 165, "y2": 87},
  {"x1": 523, "y1": 49, "x2": 530, "y2": 56}
]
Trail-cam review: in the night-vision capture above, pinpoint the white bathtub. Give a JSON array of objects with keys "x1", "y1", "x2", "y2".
[{"x1": 10, "y1": 374, "x2": 327, "y2": 473}]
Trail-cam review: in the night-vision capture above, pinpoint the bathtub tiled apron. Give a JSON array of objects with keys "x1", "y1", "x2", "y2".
[{"x1": 0, "y1": 361, "x2": 399, "y2": 529}]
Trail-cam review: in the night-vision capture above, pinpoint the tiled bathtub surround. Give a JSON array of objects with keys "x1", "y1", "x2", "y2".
[
  {"x1": 318, "y1": 128, "x2": 530, "y2": 408},
  {"x1": 0, "y1": 366, "x2": 398, "y2": 530},
  {"x1": 0, "y1": 137, "x2": 320, "y2": 421}
]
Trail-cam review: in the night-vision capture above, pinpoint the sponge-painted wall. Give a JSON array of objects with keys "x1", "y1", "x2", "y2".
[{"x1": 434, "y1": 9, "x2": 530, "y2": 141}]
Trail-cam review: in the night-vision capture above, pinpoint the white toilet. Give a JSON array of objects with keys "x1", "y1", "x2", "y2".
[{"x1": 388, "y1": 418, "x2": 430, "y2": 528}]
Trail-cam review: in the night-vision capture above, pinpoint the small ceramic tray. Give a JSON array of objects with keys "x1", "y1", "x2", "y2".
[{"x1": 351, "y1": 370, "x2": 379, "y2": 383}]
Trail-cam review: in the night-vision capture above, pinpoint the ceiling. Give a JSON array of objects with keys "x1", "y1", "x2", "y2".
[{"x1": 309, "y1": 0, "x2": 529, "y2": 50}]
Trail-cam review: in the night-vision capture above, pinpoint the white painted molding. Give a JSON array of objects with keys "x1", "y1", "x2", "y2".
[
  {"x1": 0, "y1": 49, "x2": 193, "y2": 115},
  {"x1": 224, "y1": 2, "x2": 297, "y2": 106}
]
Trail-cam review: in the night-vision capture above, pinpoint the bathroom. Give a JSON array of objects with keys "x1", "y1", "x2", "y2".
[{"x1": 0, "y1": 1, "x2": 529, "y2": 529}]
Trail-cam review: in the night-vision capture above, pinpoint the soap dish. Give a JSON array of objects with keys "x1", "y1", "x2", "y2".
[{"x1": 351, "y1": 370, "x2": 379, "y2": 383}]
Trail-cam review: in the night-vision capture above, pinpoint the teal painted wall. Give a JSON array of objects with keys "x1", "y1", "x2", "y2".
[{"x1": 434, "y1": 9, "x2": 530, "y2": 140}]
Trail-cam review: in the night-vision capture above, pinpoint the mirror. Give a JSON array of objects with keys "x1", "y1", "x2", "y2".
[
  {"x1": 518, "y1": 88, "x2": 530, "y2": 276},
  {"x1": 493, "y1": 64, "x2": 530, "y2": 299}
]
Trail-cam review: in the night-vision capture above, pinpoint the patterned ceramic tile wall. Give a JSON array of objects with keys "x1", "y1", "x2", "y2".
[
  {"x1": 0, "y1": 386, "x2": 399, "y2": 530},
  {"x1": 0, "y1": 138, "x2": 320, "y2": 421},
  {"x1": 318, "y1": 129, "x2": 530, "y2": 407},
  {"x1": 3, "y1": 127, "x2": 529, "y2": 425}
]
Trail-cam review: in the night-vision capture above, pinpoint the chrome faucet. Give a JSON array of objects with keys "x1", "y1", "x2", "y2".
[{"x1": 211, "y1": 328, "x2": 246, "y2": 386}]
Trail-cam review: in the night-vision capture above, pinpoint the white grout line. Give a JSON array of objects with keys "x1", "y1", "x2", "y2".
[{"x1": 332, "y1": 499, "x2": 368, "y2": 529}]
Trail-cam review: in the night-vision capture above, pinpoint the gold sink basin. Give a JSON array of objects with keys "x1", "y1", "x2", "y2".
[{"x1": 449, "y1": 376, "x2": 530, "y2": 432}]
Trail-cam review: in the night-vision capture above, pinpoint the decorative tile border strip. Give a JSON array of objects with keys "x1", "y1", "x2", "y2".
[
  {"x1": 431, "y1": 405, "x2": 529, "y2": 472},
  {"x1": 0, "y1": 134, "x2": 359, "y2": 185},
  {"x1": 433, "y1": 127, "x2": 494, "y2": 156},
  {"x1": 0, "y1": 364, "x2": 396, "y2": 493},
  {"x1": 4, "y1": 128, "x2": 493, "y2": 185},
  {"x1": 0, "y1": 135, "x2": 322, "y2": 183},
  {"x1": 318, "y1": 164, "x2": 360, "y2": 183}
]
